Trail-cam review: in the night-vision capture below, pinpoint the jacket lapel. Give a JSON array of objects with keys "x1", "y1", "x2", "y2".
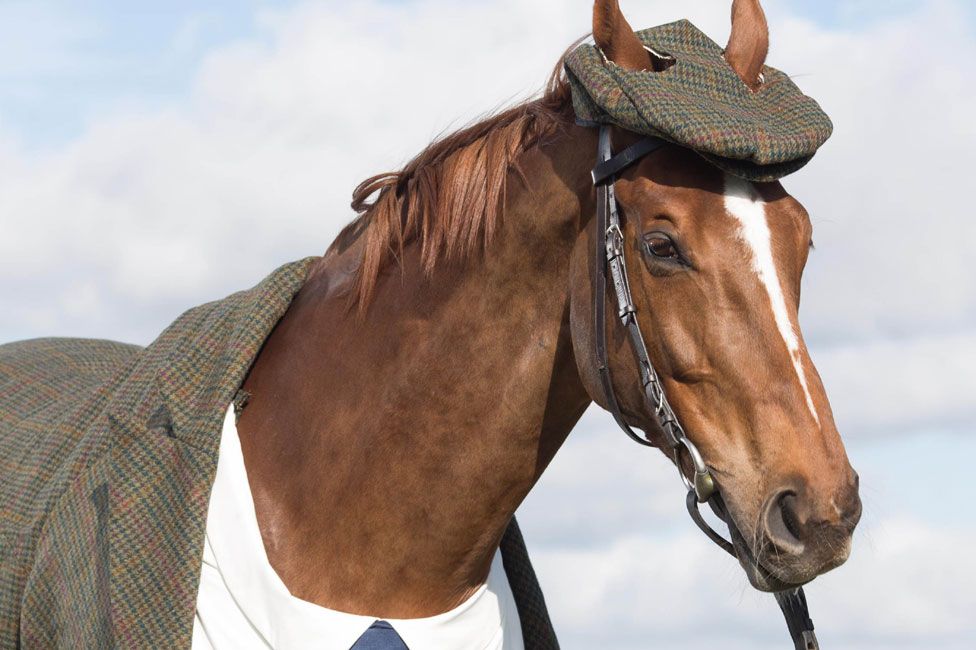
[
  {"x1": 106, "y1": 258, "x2": 316, "y2": 646},
  {"x1": 107, "y1": 403, "x2": 215, "y2": 646}
]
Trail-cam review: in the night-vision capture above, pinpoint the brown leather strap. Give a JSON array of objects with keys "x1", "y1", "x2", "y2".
[{"x1": 592, "y1": 127, "x2": 655, "y2": 447}]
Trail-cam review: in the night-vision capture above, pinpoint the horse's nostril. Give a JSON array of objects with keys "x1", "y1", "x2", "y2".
[
  {"x1": 778, "y1": 492, "x2": 804, "y2": 540},
  {"x1": 763, "y1": 481, "x2": 861, "y2": 555},
  {"x1": 764, "y1": 490, "x2": 805, "y2": 554}
]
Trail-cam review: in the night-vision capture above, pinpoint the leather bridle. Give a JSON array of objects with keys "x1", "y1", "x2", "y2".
[{"x1": 590, "y1": 124, "x2": 820, "y2": 650}]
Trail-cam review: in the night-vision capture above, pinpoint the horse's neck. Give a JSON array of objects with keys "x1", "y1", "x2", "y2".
[{"x1": 237, "y1": 125, "x2": 596, "y2": 617}]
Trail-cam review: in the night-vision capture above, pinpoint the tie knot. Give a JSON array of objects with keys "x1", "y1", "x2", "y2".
[{"x1": 349, "y1": 620, "x2": 408, "y2": 650}]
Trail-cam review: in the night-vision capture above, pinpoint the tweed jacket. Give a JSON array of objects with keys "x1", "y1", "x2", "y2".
[{"x1": 0, "y1": 258, "x2": 558, "y2": 649}]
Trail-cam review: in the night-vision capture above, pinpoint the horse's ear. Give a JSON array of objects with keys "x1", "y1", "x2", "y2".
[
  {"x1": 592, "y1": 0, "x2": 651, "y2": 71},
  {"x1": 724, "y1": 0, "x2": 769, "y2": 91}
]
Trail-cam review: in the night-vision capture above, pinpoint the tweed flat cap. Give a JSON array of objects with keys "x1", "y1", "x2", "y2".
[{"x1": 565, "y1": 20, "x2": 832, "y2": 181}]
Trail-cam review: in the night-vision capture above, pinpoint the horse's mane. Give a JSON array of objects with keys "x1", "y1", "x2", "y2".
[{"x1": 327, "y1": 47, "x2": 579, "y2": 309}]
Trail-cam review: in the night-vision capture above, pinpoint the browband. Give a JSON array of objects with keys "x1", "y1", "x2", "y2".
[{"x1": 591, "y1": 135, "x2": 667, "y2": 185}]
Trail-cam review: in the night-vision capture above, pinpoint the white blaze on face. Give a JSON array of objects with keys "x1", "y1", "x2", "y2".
[{"x1": 723, "y1": 175, "x2": 821, "y2": 426}]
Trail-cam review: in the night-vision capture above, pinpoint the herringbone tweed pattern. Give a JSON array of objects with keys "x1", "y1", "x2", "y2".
[
  {"x1": 565, "y1": 19, "x2": 833, "y2": 181},
  {"x1": 1, "y1": 258, "x2": 558, "y2": 649}
]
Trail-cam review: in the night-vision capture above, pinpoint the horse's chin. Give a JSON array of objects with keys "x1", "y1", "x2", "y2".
[{"x1": 726, "y1": 516, "x2": 808, "y2": 593}]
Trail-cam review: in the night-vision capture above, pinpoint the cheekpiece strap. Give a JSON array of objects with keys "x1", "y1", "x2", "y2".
[{"x1": 592, "y1": 126, "x2": 655, "y2": 449}]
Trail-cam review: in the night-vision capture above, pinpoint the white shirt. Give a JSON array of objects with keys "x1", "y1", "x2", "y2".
[{"x1": 192, "y1": 406, "x2": 524, "y2": 650}]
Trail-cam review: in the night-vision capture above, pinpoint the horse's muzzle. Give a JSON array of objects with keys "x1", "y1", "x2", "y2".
[{"x1": 756, "y1": 475, "x2": 862, "y2": 584}]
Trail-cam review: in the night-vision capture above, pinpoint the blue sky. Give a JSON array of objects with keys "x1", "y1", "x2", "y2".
[
  {"x1": 0, "y1": 0, "x2": 279, "y2": 147},
  {"x1": 2, "y1": 1, "x2": 974, "y2": 648}
]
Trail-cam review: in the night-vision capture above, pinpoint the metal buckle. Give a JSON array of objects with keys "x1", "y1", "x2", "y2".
[
  {"x1": 797, "y1": 630, "x2": 819, "y2": 650},
  {"x1": 596, "y1": 45, "x2": 616, "y2": 69},
  {"x1": 606, "y1": 224, "x2": 624, "y2": 259}
]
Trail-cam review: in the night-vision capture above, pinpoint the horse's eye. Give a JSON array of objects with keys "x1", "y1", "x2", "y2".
[{"x1": 644, "y1": 235, "x2": 678, "y2": 260}]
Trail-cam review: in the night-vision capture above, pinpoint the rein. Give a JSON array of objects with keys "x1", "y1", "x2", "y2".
[{"x1": 590, "y1": 124, "x2": 820, "y2": 650}]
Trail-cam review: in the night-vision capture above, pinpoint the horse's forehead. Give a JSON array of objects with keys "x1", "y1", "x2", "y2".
[
  {"x1": 631, "y1": 151, "x2": 808, "y2": 239},
  {"x1": 626, "y1": 147, "x2": 727, "y2": 216},
  {"x1": 640, "y1": 146, "x2": 725, "y2": 190}
]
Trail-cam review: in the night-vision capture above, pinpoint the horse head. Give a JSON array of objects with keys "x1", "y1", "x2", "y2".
[{"x1": 569, "y1": 0, "x2": 861, "y2": 592}]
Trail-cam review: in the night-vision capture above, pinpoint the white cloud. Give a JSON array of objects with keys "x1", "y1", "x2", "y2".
[
  {"x1": 515, "y1": 408, "x2": 689, "y2": 547},
  {"x1": 780, "y1": 1, "x2": 976, "y2": 343},
  {"x1": 814, "y1": 332, "x2": 976, "y2": 437},
  {"x1": 524, "y1": 515, "x2": 976, "y2": 649},
  {"x1": 518, "y1": 409, "x2": 976, "y2": 647}
]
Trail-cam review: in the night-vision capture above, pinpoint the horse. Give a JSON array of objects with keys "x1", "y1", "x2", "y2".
[
  {"x1": 0, "y1": 0, "x2": 860, "y2": 646},
  {"x1": 238, "y1": 0, "x2": 860, "y2": 620}
]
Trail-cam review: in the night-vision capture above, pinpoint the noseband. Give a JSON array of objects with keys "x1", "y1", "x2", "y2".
[{"x1": 590, "y1": 124, "x2": 819, "y2": 650}]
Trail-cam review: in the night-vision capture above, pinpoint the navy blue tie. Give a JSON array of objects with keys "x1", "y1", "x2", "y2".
[{"x1": 349, "y1": 620, "x2": 408, "y2": 650}]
